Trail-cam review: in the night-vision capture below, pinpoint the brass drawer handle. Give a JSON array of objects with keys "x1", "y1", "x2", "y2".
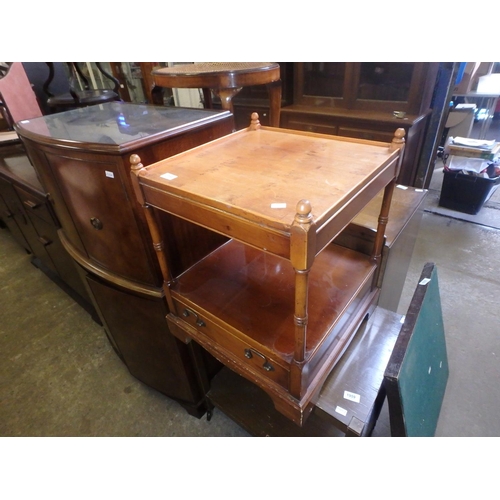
[
  {"x1": 182, "y1": 308, "x2": 205, "y2": 327},
  {"x1": 244, "y1": 348, "x2": 274, "y2": 372}
]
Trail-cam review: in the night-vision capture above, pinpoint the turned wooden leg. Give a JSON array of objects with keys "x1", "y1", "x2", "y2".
[
  {"x1": 267, "y1": 80, "x2": 282, "y2": 128},
  {"x1": 214, "y1": 87, "x2": 242, "y2": 113}
]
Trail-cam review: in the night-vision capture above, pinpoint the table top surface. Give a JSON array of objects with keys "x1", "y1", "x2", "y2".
[
  {"x1": 152, "y1": 63, "x2": 281, "y2": 90},
  {"x1": 139, "y1": 125, "x2": 400, "y2": 232},
  {"x1": 153, "y1": 62, "x2": 279, "y2": 76},
  {"x1": 14, "y1": 102, "x2": 230, "y2": 151}
]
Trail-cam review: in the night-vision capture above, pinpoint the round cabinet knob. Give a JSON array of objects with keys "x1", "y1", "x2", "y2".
[{"x1": 90, "y1": 217, "x2": 103, "y2": 230}]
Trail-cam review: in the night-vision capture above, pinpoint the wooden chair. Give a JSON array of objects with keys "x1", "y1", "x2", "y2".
[
  {"x1": 0, "y1": 62, "x2": 43, "y2": 143},
  {"x1": 42, "y1": 62, "x2": 121, "y2": 113},
  {"x1": 22, "y1": 62, "x2": 70, "y2": 115}
]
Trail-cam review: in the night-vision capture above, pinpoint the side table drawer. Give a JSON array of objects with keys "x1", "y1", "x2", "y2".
[{"x1": 170, "y1": 301, "x2": 290, "y2": 389}]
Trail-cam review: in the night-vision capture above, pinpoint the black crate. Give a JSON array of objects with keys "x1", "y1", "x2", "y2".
[{"x1": 439, "y1": 170, "x2": 500, "y2": 215}]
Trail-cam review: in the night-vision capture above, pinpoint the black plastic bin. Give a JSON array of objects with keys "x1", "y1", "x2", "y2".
[{"x1": 439, "y1": 169, "x2": 500, "y2": 215}]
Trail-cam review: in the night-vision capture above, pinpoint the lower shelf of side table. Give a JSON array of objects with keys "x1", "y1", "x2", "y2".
[{"x1": 167, "y1": 238, "x2": 379, "y2": 425}]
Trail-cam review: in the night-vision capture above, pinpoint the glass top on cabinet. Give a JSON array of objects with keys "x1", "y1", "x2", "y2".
[{"x1": 15, "y1": 102, "x2": 229, "y2": 151}]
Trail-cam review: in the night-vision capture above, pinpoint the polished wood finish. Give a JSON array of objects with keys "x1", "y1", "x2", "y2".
[
  {"x1": 152, "y1": 63, "x2": 282, "y2": 128},
  {"x1": 209, "y1": 263, "x2": 447, "y2": 437},
  {"x1": 14, "y1": 103, "x2": 234, "y2": 416},
  {"x1": 16, "y1": 104, "x2": 234, "y2": 288},
  {"x1": 132, "y1": 115, "x2": 405, "y2": 426},
  {"x1": 224, "y1": 62, "x2": 294, "y2": 130},
  {"x1": 208, "y1": 306, "x2": 403, "y2": 437},
  {"x1": 138, "y1": 62, "x2": 161, "y2": 104}
]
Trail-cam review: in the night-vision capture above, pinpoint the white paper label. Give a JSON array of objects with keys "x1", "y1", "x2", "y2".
[
  {"x1": 344, "y1": 391, "x2": 361, "y2": 403},
  {"x1": 160, "y1": 173, "x2": 178, "y2": 181},
  {"x1": 335, "y1": 406, "x2": 348, "y2": 416},
  {"x1": 270, "y1": 203, "x2": 287, "y2": 209},
  {"x1": 419, "y1": 278, "x2": 431, "y2": 286},
  {"x1": 105, "y1": 171, "x2": 114, "y2": 178}
]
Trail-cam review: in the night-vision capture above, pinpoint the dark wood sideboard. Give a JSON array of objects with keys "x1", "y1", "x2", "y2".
[{"x1": 15, "y1": 103, "x2": 234, "y2": 417}]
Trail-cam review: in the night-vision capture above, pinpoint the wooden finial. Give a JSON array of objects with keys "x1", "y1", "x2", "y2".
[
  {"x1": 249, "y1": 112, "x2": 261, "y2": 131},
  {"x1": 130, "y1": 154, "x2": 143, "y2": 173},
  {"x1": 295, "y1": 199, "x2": 313, "y2": 224},
  {"x1": 390, "y1": 128, "x2": 406, "y2": 152},
  {"x1": 130, "y1": 154, "x2": 149, "y2": 178}
]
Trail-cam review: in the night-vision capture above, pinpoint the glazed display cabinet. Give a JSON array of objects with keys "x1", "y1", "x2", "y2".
[{"x1": 281, "y1": 63, "x2": 439, "y2": 186}]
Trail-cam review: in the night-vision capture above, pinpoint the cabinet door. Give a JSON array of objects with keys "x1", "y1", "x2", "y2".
[
  {"x1": 294, "y1": 62, "x2": 353, "y2": 108},
  {"x1": 45, "y1": 152, "x2": 158, "y2": 286}
]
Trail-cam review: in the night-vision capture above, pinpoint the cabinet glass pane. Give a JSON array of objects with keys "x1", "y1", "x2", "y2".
[
  {"x1": 358, "y1": 63, "x2": 414, "y2": 102},
  {"x1": 303, "y1": 63, "x2": 346, "y2": 97}
]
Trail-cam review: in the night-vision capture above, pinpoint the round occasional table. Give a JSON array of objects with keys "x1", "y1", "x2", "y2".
[{"x1": 152, "y1": 62, "x2": 282, "y2": 128}]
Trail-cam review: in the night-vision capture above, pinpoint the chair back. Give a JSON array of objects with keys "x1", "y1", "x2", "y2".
[
  {"x1": 22, "y1": 62, "x2": 69, "y2": 115},
  {"x1": 0, "y1": 62, "x2": 43, "y2": 128},
  {"x1": 43, "y1": 63, "x2": 121, "y2": 111}
]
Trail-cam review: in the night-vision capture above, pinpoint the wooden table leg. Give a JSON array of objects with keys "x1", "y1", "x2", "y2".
[
  {"x1": 202, "y1": 88, "x2": 213, "y2": 109},
  {"x1": 267, "y1": 80, "x2": 282, "y2": 128},
  {"x1": 214, "y1": 87, "x2": 242, "y2": 114},
  {"x1": 214, "y1": 88, "x2": 241, "y2": 131}
]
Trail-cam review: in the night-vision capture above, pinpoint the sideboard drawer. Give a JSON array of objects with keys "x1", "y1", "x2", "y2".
[
  {"x1": 337, "y1": 126, "x2": 394, "y2": 142},
  {"x1": 15, "y1": 186, "x2": 55, "y2": 226}
]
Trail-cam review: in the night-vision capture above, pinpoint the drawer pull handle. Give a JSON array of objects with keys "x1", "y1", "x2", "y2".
[
  {"x1": 182, "y1": 308, "x2": 205, "y2": 327},
  {"x1": 90, "y1": 217, "x2": 103, "y2": 230},
  {"x1": 23, "y1": 200, "x2": 40, "y2": 209},
  {"x1": 38, "y1": 236, "x2": 52, "y2": 246},
  {"x1": 244, "y1": 348, "x2": 274, "y2": 372}
]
